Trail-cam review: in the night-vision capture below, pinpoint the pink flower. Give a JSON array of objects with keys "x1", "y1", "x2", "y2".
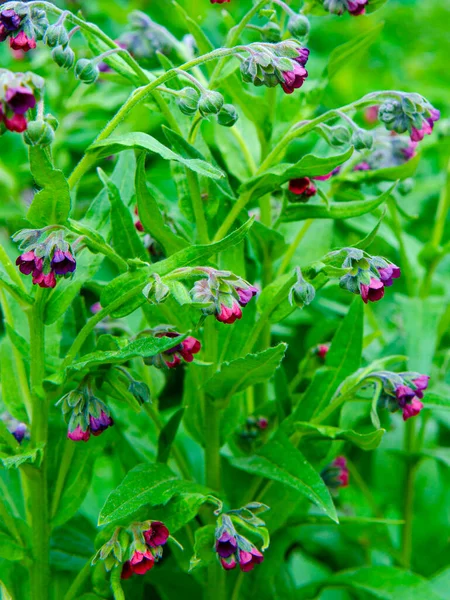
[
  {"x1": 288, "y1": 177, "x2": 317, "y2": 198},
  {"x1": 410, "y1": 120, "x2": 433, "y2": 142},
  {"x1": 4, "y1": 113, "x2": 27, "y2": 132},
  {"x1": 402, "y1": 398, "x2": 424, "y2": 421},
  {"x1": 143, "y1": 522, "x2": 170, "y2": 548},
  {"x1": 281, "y1": 62, "x2": 308, "y2": 95},
  {"x1": 216, "y1": 302, "x2": 242, "y2": 324},
  {"x1": 121, "y1": 550, "x2": 155, "y2": 579},
  {"x1": 236, "y1": 286, "x2": 258, "y2": 307},
  {"x1": 239, "y1": 547, "x2": 264, "y2": 572},
  {"x1": 9, "y1": 31, "x2": 36, "y2": 52},
  {"x1": 67, "y1": 425, "x2": 90, "y2": 442},
  {"x1": 360, "y1": 278, "x2": 384, "y2": 303},
  {"x1": 32, "y1": 270, "x2": 57, "y2": 289},
  {"x1": 317, "y1": 344, "x2": 330, "y2": 360}
]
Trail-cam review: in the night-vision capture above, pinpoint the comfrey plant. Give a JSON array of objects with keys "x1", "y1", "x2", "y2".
[{"x1": 0, "y1": 1, "x2": 447, "y2": 600}]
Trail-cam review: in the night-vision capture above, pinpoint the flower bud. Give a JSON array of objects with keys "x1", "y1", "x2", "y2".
[
  {"x1": 128, "y1": 380, "x2": 151, "y2": 405},
  {"x1": 52, "y1": 44, "x2": 75, "y2": 69},
  {"x1": 176, "y1": 86, "x2": 200, "y2": 116},
  {"x1": 217, "y1": 104, "x2": 238, "y2": 127},
  {"x1": 23, "y1": 120, "x2": 55, "y2": 147},
  {"x1": 287, "y1": 14, "x2": 310, "y2": 38},
  {"x1": 74, "y1": 59, "x2": 99, "y2": 84},
  {"x1": 260, "y1": 22, "x2": 282, "y2": 43},
  {"x1": 198, "y1": 90, "x2": 224, "y2": 117},
  {"x1": 30, "y1": 7, "x2": 49, "y2": 41},
  {"x1": 44, "y1": 113, "x2": 59, "y2": 131},
  {"x1": 351, "y1": 127, "x2": 373, "y2": 151},
  {"x1": 288, "y1": 267, "x2": 315, "y2": 308},
  {"x1": 316, "y1": 123, "x2": 352, "y2": 147},
  {"x1": 44, "y1": 23, "x2": 69, "y2": 48}
]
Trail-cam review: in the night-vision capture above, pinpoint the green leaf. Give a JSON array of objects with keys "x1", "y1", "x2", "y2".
[
  {"x1": 239, "y1": 148, "x2": 354, "y2": 201},
  {"x1": 69, "y1": 336, "x2": 187, "y2": 372},
  {"x1": 283, "y1": 184, "x2": 395, "y2": 222},
  {"x1": 0, "y1": 443, "x2": 44, "y2": 469},
  {"x1": 97, "y1": 168, "x2": 147, "y2": 261},
  {"x1": 0, "y1": 532, "x2": 25, "y2": 562},
  {"x1": 189, "y1": 525, "x2": 216, "y2": 571},
  {"x1": 205, "y1": 344, "x2": 287, "y2": 402},
  {"x1": 0, "y1": 338, "x2": 28, "y2": 422},
  {"x1": 294, "y1": 298, "x2": 364, "y2": 421},
  {"x1": 339, "y1": 153, "x2": 420, "y2": 183},
  {"x1": 294, "y1": 422, "x2": 385, "y2": 451},
  {"x1": 98, "y1": 463, "x2": 209, "y2": 525},
  {"x1": 157, "y1": 408, "x2": 185, "y2": 463},
  {"x1": 328, "y1": 566, "x2": 442, "y2": 600},
  {"x1": 352, "y1": 209, "x2": 385, "y2": 250},
  {"x1": 226, "y1": 432, "x2": 338, "y2": 522},
  {"x1": 26, "y1": 147, "x2": 71, "y2": 227},
  {"x1": 0, "y1": 271, "x2": 34, "y2": 306},
  {"x1": 135, "y1": 153, "x2": 188, "y2": 255},
  {"x1": 88, "y1": 132, "x2": 225, "y2": 180},
  {"x1": 424, "y1": 392, "x2": 450, "y2": 410},
  {"x1": 145, "y1": 494, "x2": 215, "y2": 535},
  {"x1": 326, "y1": 22, "x2": 384, "y2": 79}
]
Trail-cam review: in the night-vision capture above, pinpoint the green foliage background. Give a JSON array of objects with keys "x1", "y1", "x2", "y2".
[{"x1": 0, "y1": 1, "x2": 449, "y2": 599}]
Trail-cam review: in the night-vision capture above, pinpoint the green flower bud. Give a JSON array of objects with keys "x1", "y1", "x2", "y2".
[
  {"x1": 44, "y1": 24, "x2": 69, "y2": 48},
  {"x1": 44, "y1": 113, "x2": 59, "y2": 131},
  {"x1": 217, "y1": 104, "x2": 239, "y2": 127},
  {"x1": 30, "y1": 8, "x2": 49, "y2": 41},
  {"x1": 128, "y1": 380, "x2": 151, "y2": 405},
  {"x1": 288, "y1": 267, "x2": 315, "y2": 308},
  {"x1": 74, "y1": 59, "x2": 99, "y2": 84},
  {"x1": 352, "y1": 127, "x2": 373, "y2": 151},
  {"x1": 316, "y1": 123, "x2": 352, "y2": 147},
  {"x1": 260, "y1": 22, "x2": 282, "y2": 43},
  {"x1": 287, "y1": 14, "x2": 310, "y2": 38},
  {"x1": 176, "y1": 86, "x2": 200, "y2": 116},
  {"x1": 198, "y1": 90, "x2": 224, "y2": 117},
  {"x1": 23, "y1": 120, "x2": 55, "y2": 147},
  {"x1": 51, "y1": 45, "x2": 75, "y2": 70}
]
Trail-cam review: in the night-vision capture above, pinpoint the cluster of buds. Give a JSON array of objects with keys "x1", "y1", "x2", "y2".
[
  {"x1": 351, "y1": 130, "x2": 420, "y2": 173},
  {"x1": 0, "y1": 5, "x2": 42, "y2": 52},
  {"x1": 141, "y1": 327, "x2": 201, "y2": 370},
  {"x1": 118, "y1": 11, "x2": 179, "y2": 69},
  {"x1": 14, "y1": 228, "x2": 76, "y2": 289},
  {"x1": 375, "y1": 371, "x2": 429, "y2": 421},
  {"x1": 237, "y1": 415, "x2": 269, "y2": 447},
  {"x1": 321, "y1": 456, "x2": 349, "y2": 490},
  {"x1": 189, "y1": 268, "x2": 258, "y2": 325},
  {"x1": 288, "y1": 267, "x2": 315, "y2": 309},
  {"x1": 0, "y1": 69, "x2": 44, "y2": 133},
  {"x1": 92, "y1": 520, "x2": 170, "y2": 580},
  {"x1": 215, "y1": 509, "x2": 267, "y2": 572},
  {"x1": 57, "y1": 386, "x2": 114, "y2": 442},
  {"x1": 288, "y1": 167, "x2": 340, "y2": 202},
  {"x1": 378, "y1": 94, "x2": 440, "y2": 142},
  {"x1": 240, "y1": 41, "x2": 309, "y2": 95},
  {"x1": 1, "y1": 412, "x2": 28, "y2": 444},
  {"x1": 338, "y1": 248, "x2": 401, "y2": 304},
  {"x1": 323, "y1": 0, "x2": 369, "y2": 16},
  {"x1": 176, "y1": 85, "x2": 238, "y2": 126}
]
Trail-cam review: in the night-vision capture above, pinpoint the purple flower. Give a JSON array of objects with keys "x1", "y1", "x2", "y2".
[
  {"x1": 216, "y1": 301, "x2": 242, "y2": 325},
  {"x1": 295, "y1": 47, "x2": 310, "y2": 67},
  {"x1": 281, "y1": 62, "x2": 308, "y2": 95},
  {"x1": 144, "y1": 521, "x2": 170, "y2": 548},
  {"x1": 220, "y1": 555, "x2": 237, "y2": 570},
  {"x1": 401, "y1": 140, "x2": 418, "y2": 161},
  {"x1": 236, "y1": 286, "x2": 258, "y2": 307},
  {"x1": 257, "y1": 417, "x2": 269, "y2": 430},
  {"x1": 89, "y1": 411, "x2": 114, "y2": 436},
  {"x1": 353, "y1": 162, "x2": 371, "y2": 171},
  {"x1": 360, "y1": 278, "x2": 384, "y2": 303},
  {"x1": 411, "y1": 375, "x2": 430, "y2": 399},
  {"x1": 321, "y1": 456, "x2": 349, "y2": 488},
  {"x1": 51, "y1": 249, "x2": 76, "y2": 275},
  {"x1": 378, "y1": 264, "x2": 401, "y2": 287},
  {"x1": 5, "y1": 86, "x2": 37, "y2": 115},
  {"x1": 68, "y1": 424, "x2": 90, "y2": 442},
  {"x1": 0, "y1": 10, "x2": 21, "y2": 32},
  {"x1": 239, "y1": 547, "x2": 264, "y2": 572},
  {"x1": 155, "y1": 331, "x2": 201, "y2": 369},
  {"x1": 16, "y1": 250, "x2": 39, "y2": 275},
  {"x1": 216, "y1": 532, "x2": 238, "y2": 558},
  {"x1": 12, "y1": 423, "x2": 27, "y2": 443},
  {"x1": 347, "y1": 0, "x2": 368, "y2": 15}
]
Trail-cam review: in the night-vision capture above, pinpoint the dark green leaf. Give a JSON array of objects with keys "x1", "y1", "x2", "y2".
[
  {"x1": 294, "y1": 422, "x2": 385, "y2": 450},
  {"x1": 157, "y1": 408, "x2": 185, "y2": 463}
]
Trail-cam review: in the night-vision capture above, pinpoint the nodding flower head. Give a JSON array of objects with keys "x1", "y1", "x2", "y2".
[
  {"x1": 216, "y1": 531, "x2": 237, "y2": 558},
  {"x1": 13, "y1": 229, "x2": 77, "y2": 288},
  {"x1": 360, "y1": 278, "x2": 385, "y2": 304},
  {"x1": 60, "y1": 388, "x2": 114, "y2": 443},
  {"x1": 89, "y1": 411, "x2": 114, "y2": 436},
  {"x1": 379, "y1": 96, "x2": 440, "y2": 142},
  {"x1": 121, "y1": 550, "x2": 155, "y2": 579},
  {"x1": 0, "y1": 10, "x2": 21, "y2": 33},
  {"x1": 143, "y1": 521, "x2": 170, "y2": 548},
  {"x1": 190, "y1": 269, "x2": 257, "y2": 325},
  {"x1": 147, "y1": 330, "x2": 201, "y2": 369},
  {"x1": 376, "y1": 371, "x2": 429, "y2": 421},
  {"x1": 323, "y1": 0, "x2": 368, "y2": 15},
  {"x1": 239, "y1": 547, "x2": 264, "y2": 572},
  {"x1": 321, "y1": 456, "x2": 349, "y2": 489},
  {"x1": 9, "y1": 31, "x2": 36, "y2": 52},
  {"x1": 120, "y1": 520, "x2": 170, "y2": 579},
  {"x1": 215, "y1": 513, "x2": 265, "y2": 573}
]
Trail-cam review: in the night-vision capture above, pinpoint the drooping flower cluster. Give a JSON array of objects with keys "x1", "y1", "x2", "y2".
[
  {"x1": 376, "y1": 372, "x2": 429, "y2": 421},
  {"x1": 13, "y1": 228, "x2": 76, "y2": 289},
  {"x1": 190, "y1": 268, "x2": 258, "y2": 324},
  {"x1": 142, "y1": 328, "x2": 201, "y2": 369},
  {"x1": 0, "y1": 7, "x2": 37, "y2": 51},
  {"x1": 321, "y1": 456, "x2": 350, "y2": 489},
  {"x1": 338, "y1": 248, "x2": 401, "y2": 304},
  {"x1": 240, "y1": 41, "x2": 309, "y2": 94},
  {"x1": 0, "y1": 69, "x2": 43, "y2": 133},
  {"x1": 57, "y1": 387, "x2": 114, "y2": 442},
  {"x1": 288, "y1": 167, "x2": 340, "y2": 202},
  {"x1": 379, "y1": 95, "x2": 440, "y2": 142},
  {"x1": 92, "y1": 520, "x2": 170, "y2": 580},
  {"x1": 323, "y1": 0, "x2": 369, "y2": 16},
  {"x1": 215, "y1": 513, "x2": 265, "y2": 572}
]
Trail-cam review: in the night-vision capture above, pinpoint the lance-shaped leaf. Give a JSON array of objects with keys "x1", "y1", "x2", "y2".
[
  {"x1": 205, "y1": 344, "x2": 287, "y2": 402},
  {"x1": 97, "y1": 168, "x2": 147, "y2": 261},
  {"x1": 283, "y1": 184, "x2": 395, "y2": 222},
  {"x1": 100, "y1": 218, "x2": 254, "y2": 317},
  {"x1": 294, "y1": 422, "x2": 385, "y2": 451},
  {"x1": 326, "y1": 22, "x2": 384, "y2": 79},
  {"x1": 26, "y1": 147, "x2": 71, "y2": 227},
  {"x1": 226, "y1": 432, "x2": 338, "y2": 522},
  {"x1": 88, "y1": 132, "x2": 225, "y2": 179},
  {"x1": 157, "y1": 408, "x2": 185, "y2": 463},
  {"x1": 135, "y1": 153, "x2": 188, "y2": 256},
  {"x1": 98, "y1": 463, "x2": 210, "y2": 525},
  {"x1": 338, "y1": 153, "x2": 420, "y2": 183},
  {"x1": 69, "y1": 335, "x2": 187, "y2": 372},
  {"x1": 239, "y1": 147, "x2": 354, "y2": 202}
]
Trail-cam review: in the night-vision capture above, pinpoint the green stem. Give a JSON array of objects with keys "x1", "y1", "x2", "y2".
[
  {"x1": 401, "y1": 418, "x2": 418, "y2": 569},
  {"x1": 63, "y1": 559, "x2": 93, "y2": 600},
  {"x1": 277, "y1": 219, "x2": 313, "y2": 277},
  {"x1": 24, "y1": 289, "x2": 50, "y2": 600},
  {"x1": 50, "y1": 440, "x2": 76, "y2": 521},
  {"x1": 0, "y1": 242, "x2": 28, "y2": 292},
  {"x1": 204, "y1": 395, "x2": 221, "y2": 493},
  {"x1": 388, "y1": 198, "x2": 417, "y2": 297},
  {"x1": 186, "y1": 169, "x2": 210, "y2": 244},
  {"x1": 110, "y1": 567, "x2": 126, "y2": 600}
]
